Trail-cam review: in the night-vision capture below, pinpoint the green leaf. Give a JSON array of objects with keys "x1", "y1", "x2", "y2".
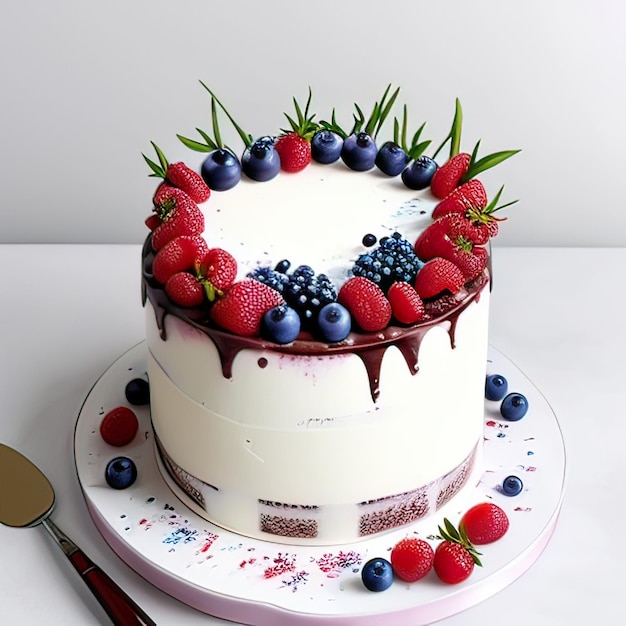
[
  {"x1": 199, "y1": 80, "x2": 252, "y2": 148},
  {"x1": 196, "y1": 127, "x2": 218, "y2": 151},
  {"x1": 150, "y1": 141, "x2": 169, "y2": 172},
  {"x1": 465, "y1": 149, "x2": 521, "y2": 181},
  {"x1": 374, "y1": 86, "x2": 400, "y2": 138},
  {"x1": 407, "y1": 139, "x2": 432, "y2": 161},
  {"x1": 176, "y1": 134, "x2": 212, "y2": 153},
  {"x1": 433, "y1": 98, "x2": 463, "y2": 160},
  {"x1": 142, "y1": 152, "x2": 165, "y2": 178},
  {"x1": 211, "y1": 99, "x2": 223, "y2": 150}
]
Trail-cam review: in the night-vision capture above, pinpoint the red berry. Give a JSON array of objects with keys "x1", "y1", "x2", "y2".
[
  {"x1": 166, "y1": 161, "x2": 211, "y2": 203},
  {"x1": 390, "y1": 538, "x2": 434, "y2": 582},
  {"x1": 460, "y1": 503, "x2": 510, "y2": 545},
  {"x1": 433, "y1": 541, "x2": 475, "y2": 584},
  {"x1": 152, "y1": 235, "x2": 209, "y2": 284},
  {"x1": 431, "y1": 179, "x2": 487, "y2": 219},
  {"x1": 198, "y1": 248, "x2": 238, "y2": 293},
  {"x1": 275, "y1": 133, "x2": 312, "y2": 172},
  {"x1": 449, "y1": 245, "x2": 489, "y2": 281},
  {"x1": 165, "y1": 271, "x2": 204, "y2": 307},
  {"x1": 151, "y1": 203, "x2": 205, "y2": 251},
  {"x1": 100, "y1": 406, "x2": 138, "y2": 447},
  {"x1": 430, "y1": 153, "x2": 471, "y2": 199},
  {"x1": 152, "y1": 183, "x2": 195, "y2": 220},
  {"x1": 414, "y1": 258, "x2": 465, "y2": 299},
  {"x1": 414, "y1": 219, "x2": 452, "y2": 261},
  {"x1": 337, "y1": 277, "x2": 391, "y2": 332},
  {"x1": 210, "y1": 279, "x2": 284, "y2": 336},
  {"x1": 145, "y1": 214, "x2": 162, "y2": 231},
  {"x1": 388, "y1": 282, "x2": 425, "y2": 324}
]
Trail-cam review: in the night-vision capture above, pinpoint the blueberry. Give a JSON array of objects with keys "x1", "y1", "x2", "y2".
[
  {"x1": 201, "y1": 148, "x2": 242, "y2": 191},
  {"x1": 401, "y1": 155, "x2": 438, "y2": 190},
  {"x1": 242, "y1": 136, "x2": 281, "y2": 182},
  {"x1": 361, "y1": 557, "x2": 393, "y2": 592},
  {"x1": 125, "y1": 378, "x2": 150, "y2": 406},
  {"x1": 485, "y1": 374, "x2": 508, "y2": 401},
  {"x1": 362, "y1": 233, "x2": 377, "y2": 247},
  {"x1": 105, "y1": 457, "x2": 137, "y2": 490},
  {"x1": 261, "y1": 305, "x2": 301, "y2": 344},
  {"x1": 500, "y1": 392, "x2": 529, "y2": 421},
  {"x1": 502, "y1": 475, "x2": 523, "y2": 496},
  {"x1": 274, "y1": 259, "x2": 291, "y2": 274},
  {"x1": 311, "y1": 130, "x2": 343, "y2": 164},
  {"x1": 341, "y1": 132, "x2": 377, "y2": 171},
  {"x1": 375, "y1": 141, "x2": 409, "y2": 176},
  {"x1": 317, "y1": 302, "x2": 351, "y2": 342}
]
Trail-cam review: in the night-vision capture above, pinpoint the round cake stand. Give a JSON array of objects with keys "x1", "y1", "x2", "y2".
[{"x1": 74, "y1": 343, "x2": 565, "y2": 626}]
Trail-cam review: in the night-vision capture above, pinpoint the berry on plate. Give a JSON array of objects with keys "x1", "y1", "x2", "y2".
[
  {"x1": 500, "y1": 392, "x2": 529, "y2": 421},
  {"x1": 105, "y1": 457, "x2": 137, "y2": 490},
  {"x1": 100, "y1": 406, "x2": 138, "y2": 447},
  {"x1": 361, "y1": 557, "x2": 394, "y2": 592},
  {"x1": 390, "y1": 537, "x2": 434, "y2": 582},
  {"x1": 433, "y1": 518, "x2": 482, "y2": 584},
  {"x1": 337, "y1": 277, "x2": 391, "y2": 332},
  {"x1": 485, "y1": 373, "x2": 508, "y2": 401},
  {"x1": 460, "y1": 502, "x2": 510, "y2": 545},
  {"x1": 502, "y1": 475, "x2": 524, "y2": 497}
]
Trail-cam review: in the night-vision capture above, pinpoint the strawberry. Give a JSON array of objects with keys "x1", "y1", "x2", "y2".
[
  {"x1": 433, "y1": 518, "x2": 482, "y2": 584},
  {"x1": 100, "y1": 406, "x2": 138, "y2": 447},
  {"x1": 414, "y1": 258, "x2": 465, "y2": 299},
  {"x1": 151, "y1": 202, "x2": 204, "y2": 251},
  {"x1": 196, "y1": 248, "x2": 238, "y2": 300},
  {"x1": 388, "y1": 282, "x2": 425, "y2": 324},
  {"x1": 275, "y1": 133, "x2": 312, "y2": 172},
  {"x1": 460, "y1": 502, "x2": 510, "y2": 545},
  {"x1": 449, "y1": 245, "x2": 488, "y2": 281},
  {"x1": 430, "y1": 152, "x2": 471, "y2": 199},
  {"x1": 390, "y1": 537, "x2": 434, "y2": 582},
  {"x1": 431, "y1": 179, "x2": 488, "y2": 220},
  {"x1": 152, "y1": 235, "x2": 209, "y2": 285},
  {"x1": 210, "y1": 279, "x2": 284, "y2": 336},
  {"x1": 274, "y1": 89, "x2": 318, "y2": 173},
  {"x1": 143, "y1": 142, "x2": 210, "y2": 203},
  {"x1": 414, "y1": 219, "x2": 453, "y2": 260},
  {"x1": 337, "y1": 277, "x2": 392, "y2": 332},
  {"x1": 433, "y1": 540, "x2": 476, "y2": 584},
  {"x1": 165, "y1": 271, "x2": 205, "y2": 308},
  {"x1": 145, "y1": 214, "x2": 162, "y2": 231}
]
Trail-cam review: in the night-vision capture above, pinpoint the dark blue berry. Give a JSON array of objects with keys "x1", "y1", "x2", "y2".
[
  {"x1": 341, "y1": 132, "x2": 377, "y2": 171},
  {"x1": 317, "y1": 302, "x2": 351, "y2": 342},
  {"x1": 105, "y1": 457, "x2": 137, "y2": 490},
  {"x1": 361, "y1": 558, "x2": 393, "y2": 592},
  {"x1": 362, "y1": 233, "x2": 377, "y2": 247},
  {"x1": 248, "y1": 267, "x2": 289, "y2": 293},
  {"x1": 485, "y1": 374, "x2": 508, "y2": 401},
  {"x1": 401, "y1": 155, "x2": 438, "y2": 190},
  {"x1": 352, "y1": 232, "x2": 423, "y2": 293},
  {"x1": 261, "y1": 305, "x2": 301, "y2": 344},
  {"x1": 201, "y1": 148, "x2": 242, "y2": 191},
  {"x1": 125, "y1": 378, "x2": 150, "y2": 406},
  {"x1": 500, "y1": 393, "x2": 529, "y2": 421},
  {"x1": 311, "y1": 130, "x2": 343, "y2": 164},
  {"x1": 274, "y1": 259, "x2": 291, "y2": 274},
  {"x1": 283, "y1": 266, "x2": 337, "y2": 328},
  {"x1": 375, "y1": 141, "x2": 409, "y2": 176},
  {"x1": 502, "y1": 475, "x2": 523, "y2": 496},
  {"x1": 242, "y1": 136, "x2": 281, "y2": 182}
]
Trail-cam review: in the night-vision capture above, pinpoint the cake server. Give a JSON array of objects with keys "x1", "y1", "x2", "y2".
[{"x1": 0, "y1": 443, "x2": 156, "y2": 626}]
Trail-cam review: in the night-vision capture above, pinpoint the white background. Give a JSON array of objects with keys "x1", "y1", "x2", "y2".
[{"x1": 2, "y1": 0, "x2": 625, "y2": 246}]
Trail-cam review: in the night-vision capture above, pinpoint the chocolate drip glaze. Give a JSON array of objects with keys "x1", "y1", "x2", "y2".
[{"x1": 142, "y1": 237, "x2": 488, "y2": 402}]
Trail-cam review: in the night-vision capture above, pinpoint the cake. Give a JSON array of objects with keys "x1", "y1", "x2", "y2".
[{"x1": 140, "y1": 85, "x2": 519, "y2": 546}]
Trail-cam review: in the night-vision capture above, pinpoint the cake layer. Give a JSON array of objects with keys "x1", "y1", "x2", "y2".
[{"x1": 146, "y1": 283, "x2": 489, "y2": 544}]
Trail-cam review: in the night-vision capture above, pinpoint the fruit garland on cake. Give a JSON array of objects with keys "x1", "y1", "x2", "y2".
[{"x1": 142, "y1": 85, "x2": 519, "y2": 345}]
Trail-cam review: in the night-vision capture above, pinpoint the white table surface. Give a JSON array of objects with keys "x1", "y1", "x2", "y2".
[{"x1": 1, "y1": 244, "x2": 624, "y2": 626}]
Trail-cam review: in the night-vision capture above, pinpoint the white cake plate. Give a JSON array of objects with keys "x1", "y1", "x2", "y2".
[{"x1": 74, "y1": 343, "x2": 565, "y2": 625}]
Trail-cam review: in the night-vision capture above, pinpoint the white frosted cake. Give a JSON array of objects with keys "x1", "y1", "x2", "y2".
[{"x1": 140, "y1": 86, "x2": 517, "y2": 545}]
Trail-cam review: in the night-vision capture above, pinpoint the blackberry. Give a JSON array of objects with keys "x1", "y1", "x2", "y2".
[
  {"x1": 248, "y1": 266, "x2": 289, "y2": 293},
  {"x1": 352, "y1": 231, "x2": 423, "y2": 293},
  {"x1": 283, "y1": 265, "x2": 337, "y2": 327}
]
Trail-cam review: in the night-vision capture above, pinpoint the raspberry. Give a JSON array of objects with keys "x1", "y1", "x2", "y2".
[{"x1": 100, "y1": 407, "x2": 138, "y2": 447}]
